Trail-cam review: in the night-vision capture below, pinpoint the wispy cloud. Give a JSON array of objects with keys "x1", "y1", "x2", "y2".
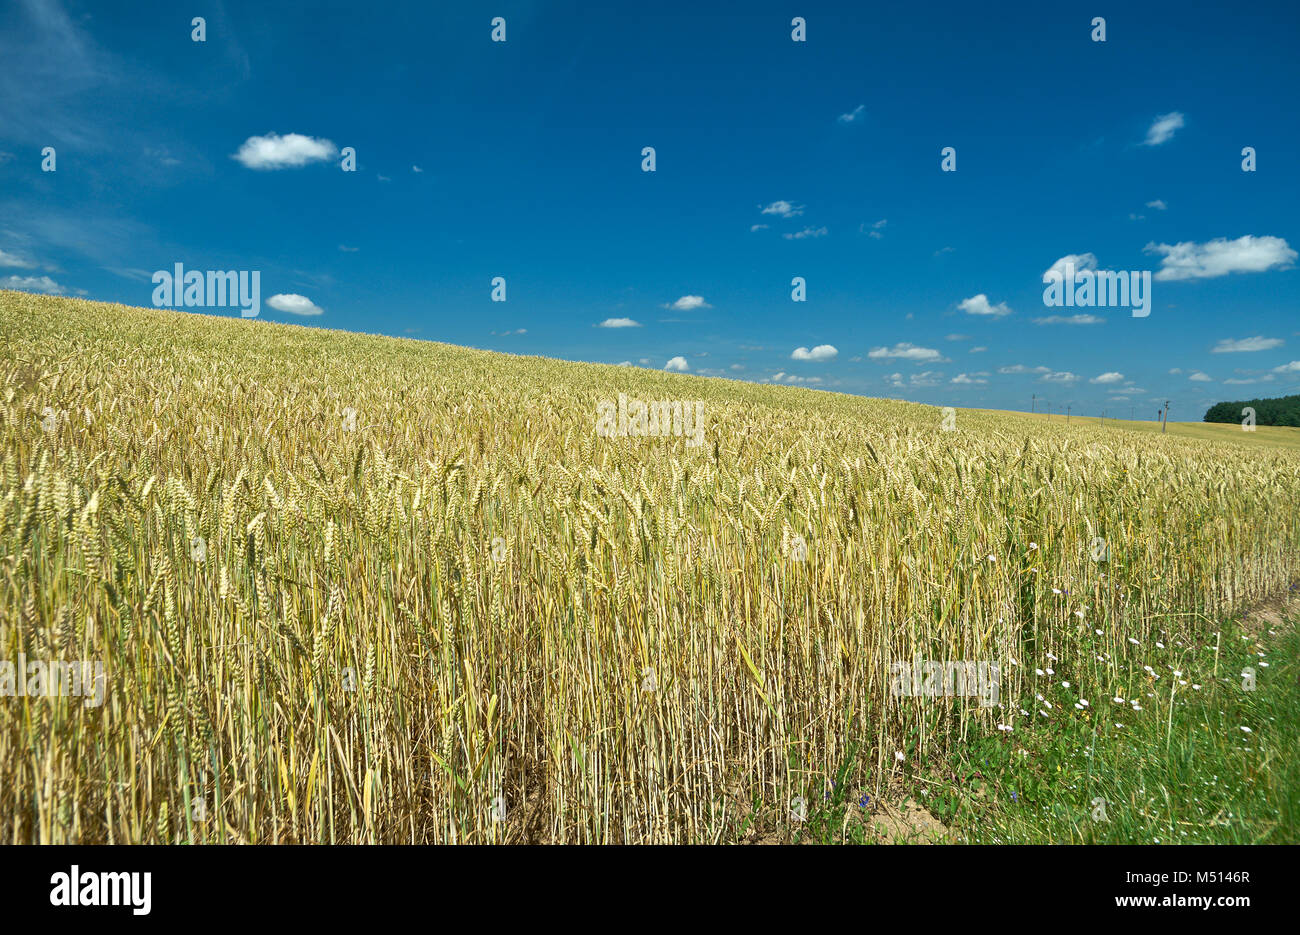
[
  {"x1": 1033, "y1": 314, "x2": 1104, "y2": 325},
  {"x1": 999, "y1": 365, "x2": 1050, "y2": 375},
  {"x1": 0, "y1": 0, "x2": 119, "y2": 149},
  {"x1": 837, "y1": 104, "x2": 866, "y2": 124},
  {"x1": 1142, "y1": 111, "x2": 1184, "y2": 146},
  {"x1": 885, "y1": 371, "x2": 943, "y2": 388},
  {"x1": 768, "y1": 372, "x2": 823, "y2": 384},
  {"x1": 1039, "y1": 371, "x2": 1078, "y2": 384},
  {"x1": 863, "y1": 219, "x2": 887, "y2": 239},
  {"x1": 0, "y1": 249, "x2": 36, "y2": 268},
  {"x1": 1212, "y1": 336, "x2": 1284, "y2": 353},
  {"x1": 598, "y1": 317, "x2": 641, "y2": 328},
  {"x1": 104, "y1": 267, "x2": 152, "y2": 282},
  {"x1": 760, "y1": 200, "x2": 803, "y2": 218},
  {"x1": 783, "y1": 226, "x2": 828, "y2": 240}
]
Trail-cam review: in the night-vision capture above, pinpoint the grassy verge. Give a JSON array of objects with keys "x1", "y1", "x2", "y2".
[{"x1": 924, "y1": 606, "x2": 1300, "y2": 844}]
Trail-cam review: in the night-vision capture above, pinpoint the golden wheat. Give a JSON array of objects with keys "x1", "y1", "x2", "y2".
[{"x1": 1, "y1": 288, "x2": 1299, "y2": 843}]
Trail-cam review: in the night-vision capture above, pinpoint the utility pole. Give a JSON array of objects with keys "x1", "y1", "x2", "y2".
[
  {"x1": 1031, "y1": 393, "x2": 1036, "y2": 415},
  {"x1": 1066, "y1": 404, "x2": 1071, "y2": 424},
  {"x1": 1162, "y1": 400, "x2": 1170, "y2": 434}
]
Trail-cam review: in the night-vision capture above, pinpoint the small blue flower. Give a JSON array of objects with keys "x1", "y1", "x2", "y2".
[{"x1": 858, "y1": 795, "x2": 870, "y2": 808}]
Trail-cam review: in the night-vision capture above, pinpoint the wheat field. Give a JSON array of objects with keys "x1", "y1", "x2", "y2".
[{"x1": 2, "y1": 289, "x2": 1299, "y2": 843}]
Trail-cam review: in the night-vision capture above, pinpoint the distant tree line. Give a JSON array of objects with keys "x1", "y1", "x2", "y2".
[{"x1": 1204, "y1": 393, "x2": 1300, "y2": 427}]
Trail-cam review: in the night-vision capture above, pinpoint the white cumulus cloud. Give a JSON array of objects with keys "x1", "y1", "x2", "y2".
[
  {"x1": 867, "y1": 342, "x2": 944, "y2": 362},
  {"x1": 598, "y1": 317, "x2": 641, "y2": 328},
  {"x1": 266, "y1": 293, "x2": 323, "y2": 316},
  {"x1": 233, "y1": 133, "x2": 337, "y2": 170},
  {"x1": 664, "y1": 356, "x2": 689, "y2": 372},
  {"x1": 1043, "y1": 253, "x2": 1098, "y2": 281},
  {"x1": 2, "y1": 275, "x2": 65, "y2": 294},
  {"x1": 1144, "y1": 235, "x2": 1296, "y2": 281},
  {"x1": 791, "y1": 344, "x2": 838, "y2": 361},
  {"x1": 958, "y1": 294, "x2": 1012, "y2": 317}
]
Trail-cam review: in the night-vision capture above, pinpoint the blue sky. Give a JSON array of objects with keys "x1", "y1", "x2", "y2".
[{"x1": 3, "y1": 0, "x2": 1298, "y2": 418}]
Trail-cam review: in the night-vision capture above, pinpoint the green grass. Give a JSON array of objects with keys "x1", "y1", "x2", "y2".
[{"x1": 928, "y1": 601, "x2": 1300, "y2": 844}]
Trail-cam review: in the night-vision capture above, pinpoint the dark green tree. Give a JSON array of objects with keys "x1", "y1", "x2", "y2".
[{"x1": 1204, "y1": 393, "x2": 1300, "y2": 427}]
